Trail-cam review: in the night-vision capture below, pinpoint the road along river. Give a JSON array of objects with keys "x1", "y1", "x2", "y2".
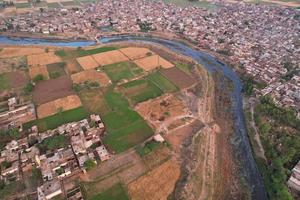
[{"x1": 0, "y1": 35, "x2": 268, "y2": 200}]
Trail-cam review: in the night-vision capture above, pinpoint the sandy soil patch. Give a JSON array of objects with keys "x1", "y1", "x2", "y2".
[
  {"x1": 37, "y1": 94, "x2": 82, "y2": 118},
  {"x1": 76, "y1": 56, "x2": 99, "y2": 70},
  {"x1": 33, "y1": 76, "x2": 74, "y2": 105},
  {"x1": 134, "y1": 55, "x2": 174, "y2": 71},
  {"x1": 29, "y1": 65, "x2": 49, "y2": 80},
  {"x1": 161, "y1": 67, "x2": 196, "y2": 89},
  {"x1": 92, "y1": 50, "x2": 129, "y2": 66},
  {"x1": 0, "y1": 47, "x2": 45, "y2": 58},
  {"x1": 71, "y1": 70, "x2": 111, "y2": 86},
  {"x1": 128, "y1": 159, "x2": 180, "y2": 200},
  {"x1": 27, "y1": 52, "x2": 61, "y2": 66},
  {"x1": 119, "y1": 47, "x2": 154, "y2": 60},
  {"x1": 135, "y1": 94, "x2": 188, "y2": 129}
]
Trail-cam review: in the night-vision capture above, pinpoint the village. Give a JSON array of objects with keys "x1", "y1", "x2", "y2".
[{"x1": 0, "y1": 0, "x2": 299, "y2": 116}]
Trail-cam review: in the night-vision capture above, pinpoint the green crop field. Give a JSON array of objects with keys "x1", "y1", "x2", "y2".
[
  {"x1": 61, "y1": 1, "x2": 80, "y2": 6},
  {"x1": 0, "y1": 73, "x2": 10, "y2": 92},
  {"x1": 47, "y1": 2, "x2": 61, "y2": 8},
  {"x1": 120, "y1": 79, "x2": 163, "y2": 104},
  {"x1": 46, "y1": 62, "x2": 67, "y2": 79},
  {"x1": 23, "y1": 107, "x2": 89, "y2": 132},
  {"x1": 102, "y1": 61, "x2": 144, "y2": 83},
  {"x1": 87, "y1": 183, "x2": 129, "y2": 200},
  {"x1": 147, "y1": 71, "x2": 178, "y2": 93},
  {"x1": 55, "y1": 46, "x2": 117, "y2": 59},
  {"x1": 176, "y1": 62, "x2": 193, "y2": 75},
  {"x1": 102, "y1": 89, "x2": 153, "y2": 153},
  {"x1": 15, "y1": 3, "x2": 31, "y2": 8}
]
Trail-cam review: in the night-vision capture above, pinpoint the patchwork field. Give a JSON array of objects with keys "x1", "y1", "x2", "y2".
[
  {"x1": 65, "y1": 59, "x2": 82, "y2": 74},
  {"x1": 0, "y1": 47, "x2": 45, "y2": 58},
  {"x1": 128, "y1": 159, "x2": 180, "y2": 200},
  {"x1": 33, "y1": 76, "x2": 74, "y2": 105},
  {"x1": 161, "y1": 67, "x2": 196, "y2": 89},
  {"x1": 102, "y1": 61, "x2": 144, "y2": 83},
  {"x1": 88, "y1": 183, "x2": 129, "y2": 200},
  {"x1": 119, "y1": 47, "x2": 154, "y2": 60},
  {"x1": 29, "y1": 65, "x2": 49, "y2": 80},
  {"x1": 76, "y1": 55, "x2": 99, "y2": 70},
  {"x1": 134, "y1": 55, "x2": 174, "y2": 71},
  {"x1": 92, "y1": 50, "x2": 129, "y2": 66},
  {"x1": 135, "y1": 94, "x2": 188, "y2": 129},
  {"x1": 119, "y1": 79, "x2": 163, "y2": 105},
  {"x1": 37, "y1": 94, "x2": 82, "y2": 118},
  {"x1": 71, "y1": 70, "x2": 111, "y2": 86},
  {"x1": 27, "y1": 52, "x2": 61, "y2": 66},
  {"x1": 147, "y1": 71, "x2": 178, "y2": 93},
  {"x1": 46, "y1": 62, "x2": 67, "y2": 78}
]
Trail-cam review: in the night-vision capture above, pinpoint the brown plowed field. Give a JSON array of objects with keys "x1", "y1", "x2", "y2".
[
  {"x1": 134, "y1": 55, "x2": 174, "y2": 71},
  {"x1": 128, "y1": 159, "x2": 180, "y2": 200},
  {"x1": 27, "y1": 52, "x2": 61, "y2": 66},
  {"x1": 76, "y1": 55, "x2": 99, "y2": 70},
  {"x1": 71, "y1": 70, "x2": 111, "y2": 86},
  {"x1": 135, "y1": 94, "x2": 188, "y2": 129},
  {"x1": 29, "y1": 65, "x2": 49, "y2": 80},
  {"x1": 66, "y1": 59, "x2": 82, "y2": 74},
  {"x1": 37, "y1": 95, "x2": 82, "y2": 118},
  {"x1": 0, "y1": 47, "x2": 45, "y2": 58},
  {"x1": 33, "y1": 76, "x2": 74, "y2": 105},
  {"x1": 7, "y1": 71, "x2": 28, "y2": 88},
  {"x1": 92, "y1": 50, "x2": 129, "y2": 66},
  {"x1": 119, "y1": 47, "x2": 154, "y2": 60},
  {"x1": 161, "y1": 67, "x2": 196, "y2": 89}
]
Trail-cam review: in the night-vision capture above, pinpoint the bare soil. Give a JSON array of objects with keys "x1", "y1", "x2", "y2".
[
  {"x1": 7, "y1": 71, "x2": 28, "y2": 88},
  {"x1": 76, "y1": 56, "x2": 99, "y2": 70},
  {"x1": 92, "y1": 50, "x2": 129, "y2": 66},
  {"x1": 133, "y1": 55, "x2": 174, "y2": 71},
  {"x1": 119, "y1": 47, "x2": 154, "y2": 60},
  {"x1": 71, "y1": 70, "x2": 111, "y2": 86},
  {"x1": 161, "y1": 67, "x2": 196, "y2": 89},
  {"x1": 29, "y1": 65, "x2": 50, "y2": 80},
  {"x1": 27, "y1": 52, "x2": 61, "y2": 66},
  {"x1": 0, "y1": 47, "x2": 45, "y2": 58}
]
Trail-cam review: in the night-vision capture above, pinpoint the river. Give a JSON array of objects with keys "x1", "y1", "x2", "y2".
[{"x1": 0, "y1": 35, "x2": 268, "y2": 200}]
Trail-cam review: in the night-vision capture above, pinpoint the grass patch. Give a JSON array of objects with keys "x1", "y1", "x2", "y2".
[
  {"x1": 55, "y1": 47, "x2": 117, "y2": 59},
  {"x1": 0, "y1": 73, "x2": 10, "y2": 91},
  {"x1": 0, "y1": 181, "x2": 25, "y2": 199},
  {"x1": 61, "y1": 1, "x2": 80, "y2": 6},
  {"x1": 136, "y1": 140, "x2": 162, "y2": 157},
  {"x1": 87, "y1": 183, "x2": 129, "y2": 200},
  {"x1": 120, "y1": 79, "x2": 163, "y2": 104},
  {"x1": 102, "y1": 61, "x2": 143, "y2": 83},
  {"x1": 147, "y1": 71, "x2": 178, "y2": 93},
  {"x1": 176, "y1": 62, "x2": 193, "y2": 75},
  {"x1": 47, "y1": 2, "x2": 61, "y2": 8},
  {"x1": 46, "y1": 62, "x2": 67, "y2": 79},
  {"x1": 78, "y1": 88, "x2": 110, "y2": 115},
  {"x1": 37, "y1": 134, "x2": 69, "y2": 154},
  {"x1": 23, "y1": 107, "x2": 89, "y2": 132},
  {"x1": 15, "y1": 3, "x2": 31, "y2": 8}
]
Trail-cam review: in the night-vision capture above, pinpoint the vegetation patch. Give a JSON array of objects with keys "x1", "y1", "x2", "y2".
[
  {"x1": 119, "y1": 79, "x2": 163, "y2": 104},
  {"x1": 176, "y1": 62, "x2": 194, "y2": 75},
  {"x1": 87, "y1": 183, "x2": 129, "y2": 200},
  {"x1": 37, "y1": 134, "x2": 69, "y2": 154},
  {"x1": 147, "y1": 71, "x2": 178, "y2": 93},
  {"x1": 0, "y1": 73, "x2": 10, "y2": 91},
  {"x1": 23, "y1": 107, "x2": 89, "y2": 132},
  {"x1": 46, "y1": 62, "x2": 67, "y2": 79},
  {"x1": 136, "y1": 140, "x2": 162, "y2": 157},
  {"x1": 55, "y1": 46, "x2": 117, "y2": 59},
  {"x1": 102, "y1": 61, "x2": 143, "y2": 83}
]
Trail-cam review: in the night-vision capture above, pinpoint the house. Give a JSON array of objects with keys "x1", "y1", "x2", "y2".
[
  {"x1": 287, "y1": 160, "x2": 300, "y2": 192},
  {"x1": 37, "y1": 179, "x2": 63, "y2": 200}
]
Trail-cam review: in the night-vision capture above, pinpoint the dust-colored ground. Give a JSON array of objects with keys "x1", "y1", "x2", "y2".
[
  {"x1": 29, "y1": 65, "x2": 49, "y2": 80},
  {"x1": 92, "y1": 50, "x2": 129, "y2": 66},
  {"x1": 119, "y1": 47, "x2": 154, "y2": 60},
  {"x1": 0, "y1": 47, "x2": 45, "y2": 58},
  {"x1": 33, "y1": 76, "x2": 74, "y2": 105},
  {"x1": 133, "y1": 55, "x2": 174, "y2": 71},
  {"x1": 135, "y1": 94, "x2": 190, "y2": 130},
  {"x1": 37, "y1": 94, "x2": 82, "y2": 118},
  {"x1": 7, "y1": 71, "x2": 28, "y2": 88},
  {"x1": 76, "y1": 55, "x2": 99, "y2": 70},
  {"x1": 0, "y1": 56, "x2": 27, "y2": 73},
  {"x1": 65, "y1": 59, "x2": 82, "y2": 74},
  {"x1": 128, "y1": 159, "x2": 180, "y2": 200},
  {"x1": 71, "y1": 70, "x2": 111, "y2": 86},
  {"x1": 27, "y1": 52, "x2": 61, "y2": 66},
  {"x1": 161, "y1": 67, "x2": 196, "y2": 89}
]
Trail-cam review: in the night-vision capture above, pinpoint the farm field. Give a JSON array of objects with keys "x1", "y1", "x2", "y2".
[
  {"x1": 92, "y1": 50, "x2": 129, "y2": 66},
  {"x1": 102, "y1": 61, "x2": 144, "y2": 83},
  {"x1": 119, "y1": 79, "x2": 163, "y2": 104},
  {"x1": 88, "y1": 183, "x2": 129, "y2": 200},
  {"x1": 161, "y1": 67, "x2": 196, "y2": 89},
  {"x1": 0, "y1": 73, "x2": 9, "y2": 91},
  {"x1": 0, "y1": 47, "x2": 45, "y2": 58},
  {"x1": 134, "y1": 54, "x2": 174, "y2": 71},
  {"x1": 33, "y1": 76, "x2": 74, "y2": 105},
  {"x1": 23, "y1": 106, "x2": 89, "y2": 132},
  {"x1": 37, "y1": 94, "x2": 82, "y2": 118},
  {"x1": 71, "y1": 70, "x2": 111, "y2": 86},
  {"x1": 147, "y1": 71, "x2": 178, "y2": 93},
  {"x1": 46, "y1": 62, "x2": 67, "y2": 78},
  {"x1": 119, "y1": 47, "x2": 154, "y2": 60},
  {"x1": 29, "y1": 65, "x2": 50, "y2": 80},
  {"x1": 55, "y1": 46, "x2": 117, "y2": 59},
  {"x1": 27, "y1": 52, "x2": 61, "y2": 66},
  {"x1": 76, "y1": 56, "x2": 99, "y2": 70}
]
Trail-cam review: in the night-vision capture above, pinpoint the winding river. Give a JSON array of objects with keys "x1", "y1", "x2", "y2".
[{"x1": 0, "y1": 35, "x2": 268, "y2": 200}]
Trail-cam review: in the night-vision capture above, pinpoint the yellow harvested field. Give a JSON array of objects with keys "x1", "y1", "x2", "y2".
[
  {"x1": 134, "y1": 55, "x2": 174, "y2": 71},
  {"x1": 76, "y1": 56, "x2": 99, "y2": 70},
  {"x1": 119, "y1": 47, "x2": 154, "y2": 60},
  {"x1": 0, "y1": 47, "x2": 45, "y2": 58},
  {"x1": 128, "y1": 160, "x2": 180, "y2": 200},
  {"x1": 37, "y1": 95, "x2": 82, "y2": 118},
  {"x1": 27, "y1": 52, "x2": 61, "y2": 66},
  {"x1": 29, "y1": 65, "x2": 49, "y2": 80},
  {"x1": 92, "y1": 50, "x2": 129, "y2": 66},
  {"x1": 71, "y1": 70, "x2": 111, "y2": 86}
]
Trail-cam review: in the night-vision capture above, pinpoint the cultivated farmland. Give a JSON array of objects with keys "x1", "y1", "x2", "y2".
[
  {"x1": 71, "y1": 70, "x2": 111, "y2": 86},
  {"x1": 134, "y1": 55, "x2": 174, "y2": 71},
  {"x1": 27, "y1": 52, "x2": 61, "y2": 66},
  {"x1": 0, "y1": 47, "x2": 45, "y2": 58},
  {"x1": 76, "y1": 55, "x2": 99, "y2": 70},
  {"x1": 161, "y1": 67, "x2": 196, "y2": 89},
  {"x1": 92, "y1": 50, "x2": 129, "y2": 66},
  {"x1": 29, "y1": 65, "x2": 50, "y2": 80},
  {"x1": 119, "y1": 47, "x2": 154, "y2": 60}
]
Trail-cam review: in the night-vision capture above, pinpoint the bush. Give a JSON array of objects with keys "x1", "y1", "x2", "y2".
[
  {"x1": 84, "y1": 159, "x2": 96, "y2": 171},
  {"x1": 23, "y1": 83, "x2": 34, "y2": 94},
  {"x1": 33, "y1": 74, "x2": 44, "y2": 82}
]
